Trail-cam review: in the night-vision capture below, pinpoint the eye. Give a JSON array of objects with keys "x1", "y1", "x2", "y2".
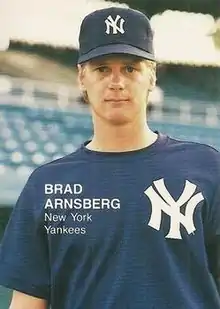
[
  {"x1": 96, "y1": 66, "x2": 109, "y2": 73},
  {"x1": 125, "y1": 65, "x2": 135, "y2": 73}
]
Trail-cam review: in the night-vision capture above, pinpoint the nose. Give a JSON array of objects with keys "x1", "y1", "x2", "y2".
[{"x1": 108, "y1": 70, "x2": 125, "y2": 90}]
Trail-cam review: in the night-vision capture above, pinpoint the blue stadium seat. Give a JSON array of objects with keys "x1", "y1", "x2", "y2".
[
  {"x1": 0, "y1": 105, "x2": 93, "y2": 169},
  {"x1": 150, "y1": 121, "x2": 220, "y2": 150},
  {"x1": 0, "y1": 104, "x2": 219, "y2": 171}
]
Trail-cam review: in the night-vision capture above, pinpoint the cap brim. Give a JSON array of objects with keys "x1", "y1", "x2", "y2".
[{"x1": 78, "y1": 44, "x2": 155, "y2": 64}]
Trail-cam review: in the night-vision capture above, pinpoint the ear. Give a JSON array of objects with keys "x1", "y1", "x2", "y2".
[{"x1": 77, "y1": 64, "x2": 86, "y2": 92}]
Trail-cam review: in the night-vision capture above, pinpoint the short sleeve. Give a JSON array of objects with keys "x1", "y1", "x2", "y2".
[
  {"x1": 205, "y1": 155, "x2": 220, "y2": 290},
  {"x1": 205, "y1": 150, "x2": 220, "y2": 239},
  {"x1": 211, "y1": 183, "x2": 220, "y2": 237},
  {"x1": 0, "y1": 175, "x2": 50, "y2": 300}
]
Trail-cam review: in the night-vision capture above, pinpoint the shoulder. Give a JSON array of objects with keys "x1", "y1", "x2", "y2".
[
  {"x1": 165, "y1": 135, "x2": 220, "y2": 174},
  {"x1": 167, "y1": 135, "x2": 220, "y2": 159},
  {"x1": 27, "y1": 144, "x2": 86, "y2": 186}
]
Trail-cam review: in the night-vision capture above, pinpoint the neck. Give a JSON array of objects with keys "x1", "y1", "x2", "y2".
[{"x1": 87, "y1": 117, "x2": 158, "y2": 152}]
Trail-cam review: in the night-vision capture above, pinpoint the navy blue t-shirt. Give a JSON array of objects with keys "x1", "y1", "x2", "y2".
[{"x1": 0, "y1": 133, "x2": 220, "y2": 309}]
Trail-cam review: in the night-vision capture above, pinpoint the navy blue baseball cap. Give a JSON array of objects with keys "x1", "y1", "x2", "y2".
[{"x1": 78, "y1": 7, "x2": 155, "y2": 64}]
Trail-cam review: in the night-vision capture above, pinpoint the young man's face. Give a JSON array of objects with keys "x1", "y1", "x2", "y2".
[{"x1": 78, "y1": 54, "x2": 156, "y2": 126}]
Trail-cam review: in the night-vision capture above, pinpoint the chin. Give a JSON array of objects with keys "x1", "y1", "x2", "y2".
[
  {"x1": 92, "y1": 109, "x2": 134, "y2": 126},
  {"x1": 106, "y1": 115, "x2": 132, "y2": 126}
]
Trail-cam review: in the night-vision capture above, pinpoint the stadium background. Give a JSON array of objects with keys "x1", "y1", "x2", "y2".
[{"x1": 0, "y1": 0, "x2": 219, "y2": 307}]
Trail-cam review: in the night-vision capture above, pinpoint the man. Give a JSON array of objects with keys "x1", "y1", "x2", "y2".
[{"x1": 0, "y1": 6, "x2": 220, "y2": 309}]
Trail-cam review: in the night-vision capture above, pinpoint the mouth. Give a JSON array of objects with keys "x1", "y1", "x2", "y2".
[{"x1": 104, "y1": 99, "x2": 129, "y2": 103}]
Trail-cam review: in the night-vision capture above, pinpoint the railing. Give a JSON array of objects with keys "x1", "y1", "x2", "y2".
[{"x1": 0, "y1": 75, "x2": 88, "y2": 112}]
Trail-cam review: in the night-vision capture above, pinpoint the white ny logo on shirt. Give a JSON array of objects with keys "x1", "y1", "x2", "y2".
[
  {"x1": 105, "y1": 15, "x2": 125, "y2": 35},
  {"x1": 144, "y1": 178, "x2": 204, "y2": 239}
]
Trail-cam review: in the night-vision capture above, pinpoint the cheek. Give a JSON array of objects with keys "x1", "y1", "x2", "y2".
[
  {"x1": 130, "y1": 83, "x2": 148, "y2": 106},
  {"x1": 132, "y1": 80, "x2": 147, "y2": 96},
  {"x1": 85, "y1": 80, "x2": 105, "y2": 103}
]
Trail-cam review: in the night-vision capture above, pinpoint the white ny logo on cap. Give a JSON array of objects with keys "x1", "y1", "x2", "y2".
[{"x1": 105, "y1": 15, "x2": 125, "y2": 35}]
